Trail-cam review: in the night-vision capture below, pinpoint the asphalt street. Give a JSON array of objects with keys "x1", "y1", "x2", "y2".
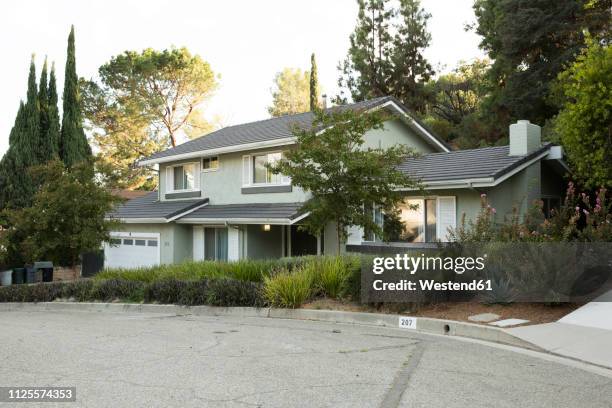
[{"x1": 1, "y1": 310, "x2": 611, "y2": 408}]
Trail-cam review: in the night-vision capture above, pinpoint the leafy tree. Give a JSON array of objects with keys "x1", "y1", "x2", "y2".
[
  {"x1": 422, "y1": 59, "x2": 494, "y2": 148},
  {"x1": 271, "y1": 109, "x2": 419, "y2": 252},
  {"x1": 553, "y1": 40, "x2": 611, "y2": 189},
  {"x1": 472, "y1": 0, "x2": 611, "y2": 129},
  {"x1": 81, "y1": 47, "x2": 217, "y2": 188},
  {"x1": 89, "y1": 47, "x2": 218, "y2": 148},
  {"x1": 268, "y1": 68, "x2": 311, "y2": 117},
  {"x1": 2, "y1": 160, "x2": 122, "y2": 267},
  {"x1": 60, "y1": 25, "x2": 91, "y2": 167},
  {"x1": 337, "y1": 0, "x2": 434, "y2": 113},
  {"x1": 310, "y1": 53, "x2": 320, "y2": 111},
  {"x1": 80, "y1": 79, "x2": 162, "y2": 190}
]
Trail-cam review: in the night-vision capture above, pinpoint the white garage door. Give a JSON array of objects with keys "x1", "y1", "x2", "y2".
[{"x1": 104, "y1": 233, "x2": 160, "y2": 269}]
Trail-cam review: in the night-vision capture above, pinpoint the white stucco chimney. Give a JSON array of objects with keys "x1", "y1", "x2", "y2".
[{"x1": 509, "y1": 120, "x2": 541, "y2": 156}]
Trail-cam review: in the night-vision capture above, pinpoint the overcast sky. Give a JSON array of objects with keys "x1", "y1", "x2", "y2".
[{"x1": 0, "y1": 0, "x2": 485, "y2": 156}]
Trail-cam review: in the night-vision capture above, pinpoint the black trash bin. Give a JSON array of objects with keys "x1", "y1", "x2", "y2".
[
  {"x1": 25, "y1": 266, "x2": 42, "y2": 283},
  {"x1": 12, "y1": 268, "x2": 26, "y2": 284},
  {"x1": 35, "y1": 262, "x2": 54, "y2": 283}
]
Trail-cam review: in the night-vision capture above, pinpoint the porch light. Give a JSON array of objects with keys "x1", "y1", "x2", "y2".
[{"x1": 263, "y1": 224, "x2": 271, "y2": 232}]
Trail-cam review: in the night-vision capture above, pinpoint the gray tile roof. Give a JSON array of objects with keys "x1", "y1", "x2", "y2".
[
  {"x1": 110, "y1": 192, "x2": 208, "y2": 220},
  {"x1": 398, "y1": 144, "x2": 551, "y2": 183},
  {"x1": 182, "y1": 202, "x2": 305, "y2": 221},
  {"x1": 143, "y1": 96, "x2": 448, "y2": 162}
]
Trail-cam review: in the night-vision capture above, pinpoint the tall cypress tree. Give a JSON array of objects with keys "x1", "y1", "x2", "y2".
[
  {"x1": 38, "y1": 57, "x2": 54, "y2": 161},
  {"x1": 309, "y1": 53, "x2": 320, "y2": 111},
  {"x1": 60, "y1": 25, "x2": 91, "y2": 167},
  {"x1": 0, "y1": 57, "x2": 40, "y2": 209},
  {"x1": 47, "y1": 63, "x2": 61, "y2": 158}
]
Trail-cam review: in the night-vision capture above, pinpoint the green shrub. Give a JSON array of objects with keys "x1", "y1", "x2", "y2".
[
  {"x1": 0, "y1": 282, "x2": 65, "y2": 302},
  {"x1": 205, "y1": 278, "x2": 265, "y2": 307},
  {"x1": 263, "y1": 267, "x2": 313, "y2": 308},
  {"x1": 61, "y1": 280, "x2": 94, "y2": 301},
  {"x1": 144, "y1": 279, "x2": 188, "y2": 304},
  {"x1": 89, "y1": 279, "x2": 145, "y2": 302}
]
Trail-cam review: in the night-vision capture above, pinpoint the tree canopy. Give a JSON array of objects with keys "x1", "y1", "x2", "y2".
[
  {"x1": 268, "y1": 67, "x2": 312, "y2": 117},
  {"x1": 472, "y1": 0, "x2": 611, "y2": 128},
  {"x1": 337, "y1": 0, "x2": 433, "y2": 113},
  {"x1": 81, "y1": 47, "x2": 218, "y2": 189},
  {"x1": 1, "y1": 160, "x2": 121, "y2": 267},
  {"x1": 553, "y1": 39, "x2": 611, "y2": 189}
]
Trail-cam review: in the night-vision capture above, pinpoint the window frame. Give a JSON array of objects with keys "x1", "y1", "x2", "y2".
[
  {"x1": 166, "y1": 161, "x2": 200, "y2": 193},
  {"x1": 242, "y1": 151, "x2": 290, "y2": 187},
  {"x1": 202, "y1": 156, "x2": 219, "y2": 172}
]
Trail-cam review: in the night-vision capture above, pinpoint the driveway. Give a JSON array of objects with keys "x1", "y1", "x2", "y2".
[{"x1": 1, "y1": 309, "x2": 612, "y2": 408}]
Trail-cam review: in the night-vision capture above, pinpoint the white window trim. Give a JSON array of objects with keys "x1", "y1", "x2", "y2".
[
  {"x1": 166, "y1": 161, "x2": 200, "y2": 194},
  {"x1": 202, "y1": 156, "x2": 219, "y2": 173},
  {"x1": 243, "y1": 150, "x2": 291, "y2": 187},
  {"x1": 384, "y1": 196, "x2": 456, "y2": 243}
]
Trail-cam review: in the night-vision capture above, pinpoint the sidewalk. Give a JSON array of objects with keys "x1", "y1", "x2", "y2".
[{"x1": 507, "y1": 292, "x2": 612, "y2": 369}]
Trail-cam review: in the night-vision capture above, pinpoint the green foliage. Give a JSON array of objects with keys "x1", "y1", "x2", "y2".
[
  {"x1": 81, "y1": 47, "x2": 218, "y2": 189},
  {"x1": 47, "y1": 64, "x2": 61, "y2": 158},
  {"x1": 310, "y1": 53, "x2": 320, "y2": 111},
  {"x1": 450, "y1": 183, "x2": 612, "y2": 243},
  {"x1": 553, "y1": 40, "x2": 611, "y2": 189},
  {"x1": 263, "y1": 267, "x2": 314, "y2": 308},
  {"x1": 471, "y1": 0, "x2": 610, "y2": 134},
  {"x1": 271, "y1": 108, "x2": 419, "y2": 250},
  {"x1": 312, "y1": 256, "x2": 354, "y2": 299},
  {"x1": 0, "y1": 57, "x2": 42, "y2": 210},
  {"x1": 422, "y1": 59, "x2": 494, "y2": 148},
  {"x1": 338, "y1": 0, "x2": 434, "y2": 113},
  {"x1": 0, "y1": 278, "x2": 264, "y2": 307},
  {"x1": 1, "y1": 161, "x2": 122, "y2": 266},
  {"x1": 60, "y1": 26, "x2": 91, "y2": 167},
  {"x1": 95, "y1": 259, "x2": 280, "y2": 283},
  {"x1": 268, "y1": 67, "x2": 312, "y2": 117}
]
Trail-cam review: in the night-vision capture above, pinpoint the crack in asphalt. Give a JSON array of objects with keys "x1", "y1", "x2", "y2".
[{"x1": 379, "y1": 342, "x2": 426, "y2": 408}]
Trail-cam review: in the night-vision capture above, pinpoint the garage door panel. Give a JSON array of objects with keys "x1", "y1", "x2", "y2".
[{"x1": 104, "y1": 234, "x2": 160, "y2": 269}]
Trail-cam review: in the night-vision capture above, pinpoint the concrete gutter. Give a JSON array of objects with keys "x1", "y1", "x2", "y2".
[{"x1": 0, "y1": 302, "x2": 539, "y2": 351}]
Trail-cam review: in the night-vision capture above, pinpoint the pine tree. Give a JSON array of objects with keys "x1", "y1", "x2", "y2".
[
  {"x1": 337, "y1": 0, "x2": 434, "y2": 112},
  {"x1": 337, "y1": 0, "x2": 395, "y2": 103},
  {"x1": 309, "y1": 53, "x2": 320, "y2": 111},
  {"x1": 390, "y1": 0, "x2": 434, "y2": 114},
  {"x1": 47, "y1": 63, "x2": 61, "y2": 158},
  {"x1": 60, "y1": 25, "x2": 91, "y2": 167}
]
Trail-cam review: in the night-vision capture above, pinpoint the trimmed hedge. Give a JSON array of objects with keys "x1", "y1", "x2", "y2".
[{"x1": 0, "y1": 277, "x2": 264, "y2": 307}]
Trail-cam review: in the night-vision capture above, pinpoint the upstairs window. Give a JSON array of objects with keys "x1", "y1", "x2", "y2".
[
  {"x1": 202, "y1": 156, "x2": 219, "y2": 172},
  {"x1": 253, "y1": 152, "x2": 281, "y2": 184},
  {"x1": 243, "y1": 152, "x2": 289, "y2": 186},
  {"x1": 170, "y1": 163, "x2": 197, "y2": 191}
]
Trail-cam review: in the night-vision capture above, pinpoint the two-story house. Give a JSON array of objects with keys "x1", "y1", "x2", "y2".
[{"x1": 105, "y1": 96, "x2": 568, "y2": 269}]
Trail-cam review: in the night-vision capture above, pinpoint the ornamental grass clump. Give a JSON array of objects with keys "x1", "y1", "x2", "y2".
[{"x1": 263, "y1": 266, "x2": 314, "y2": 308}]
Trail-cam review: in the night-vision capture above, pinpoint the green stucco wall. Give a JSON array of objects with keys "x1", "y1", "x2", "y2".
[{"x1": 363, "y1": 119, "x2": 437, "y2": 154}]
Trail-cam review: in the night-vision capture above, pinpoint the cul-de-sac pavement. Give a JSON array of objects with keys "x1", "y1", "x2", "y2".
[{"x1": 2, "y1": 309, "x2": 611, "y2": 408}]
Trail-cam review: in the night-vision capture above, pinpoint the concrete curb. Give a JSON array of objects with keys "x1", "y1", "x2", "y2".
[{"x1": 0, "y1": 302, "x2": 539, "y2": 351}]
